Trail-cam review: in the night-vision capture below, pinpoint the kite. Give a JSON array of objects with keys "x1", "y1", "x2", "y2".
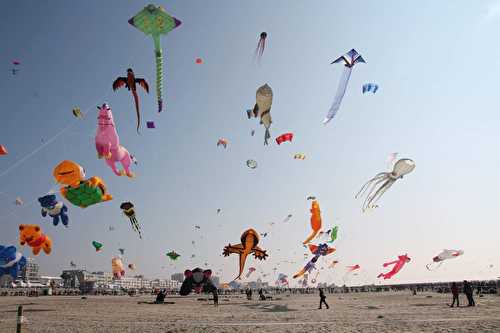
[
  {"x1": 260, "y1": 232, "x2": 268, "y2": 237},
  {"x1": 120, "y1": 202, "x2": 142, "y2": 239},
  {"x1": 294, "y1": 153, "x2": 306, "y2": 160},
  {"x1": 195, "y1": 58, "x2": 203, "y2": 64},
  {"x1": 38, "y1": 194, "x2": 69, "y2": 227},
  {"x1": 223, "y1": 228, "x2": 268, "y2": 280},
  {"x1": 329, "y1": 260, "x2": 339, "y2": 269},
  {"x1": 347, "y1": 265, "x2": 360, "y2": 272},
  {"x1": 112, "y1": 257, "x2": 125, "y2": 279},
  {"x1": 128, "y1": 4, "x2": 182, "y2": 112},
  {"x1": 217, "y1": 138, "x2": 228, "y2": 148},
  {"x1": 355, "y1": 158, "x2": 415, "y2": 212},
  {"x1": 245, "y1": 267, "x2": 256, "y2": 278},
  {"x1": 128, "y1": 263, "x2": 136, "y2": 270},
  {"x1": 0, "y1": 145, "x2": 8, "y2": 155},
  {"x1": 95, "y1": 103, "x2": 135, "y2": 177},
  {"x1": 216, "y1": 209, "x2": 221, "y2": 214},
  {"x1": 283, "y1": 214, "x2": 293, "y2": 223},
  {"x1": 72, "y1": 107, "x2": 83, "y2": 118},
  {"x1": 247, "y1": 84, "x2": 273, "y2": 145},
  {"x1": 146, "y1": 121, "x2": 155, "y2": 129},
  {"x1": 14, "y1": 197, "x2": 23, "y2": 206},
  {"x1": 306, "y1": 196, "x2": 316, "y2": 200},
  {"x1": 194, "y1": 225, "x2": 201, "y2": 229},
  {"x1": 362, "y1": 83, "x2": 378, "y2": 94},
  {"x1": 92, "y1": 241, "x2": 103, "y2": 252},
  {"x1": 19, "y1": 224, "x2": 52, "y2": 256},
  {"x1": 53, "y1": 160, "x2": 113, "y2": 208},
  {"x1": 276, "y1": 133, "x2": 293, "y2": 145},
  {"x1": 131, "y1": 155, "x2": 138, "y2": 165},
  {"x1": 323, "y1": 49, "x2": 365, "y2": 124},
  {"x1": 294, "y1": 243, "x2": 335, "y2": 279},
  {"x1": 328, "y1": 226, "x2": 338, "y2": 244},
  {"x1": 118, "y1": 248, "x2": 125, "y2": 255},
  {"x1": 426, "y1": 249, "x2": 464, "y2": 271},
  {"x1": 109, "y1": 226, "x2": 115, "y2": 232},
  {"x1": 246, "y1": 159, "x2": 257, "y2": 169},
  {"x1": 250, "y1": 129, "x2": 255, "y2": 136},
  {"x1": 255, "y1": 32, "x2": 267, "y2": 61},
  {"x1": 112, "y1": 68, "x2": 149, "y2": 133},
  {"x1": 377, "y1": 254, "x2": 411, "y2": 280},
  {"x1": 12, "y1": 60, "x2": 20, "y2": 66},
  {"x1": 166, "y1": 251, "x2": 180, "y2": 260},
  {"x1": 11, "y1": 60, "x2": 20, "y2": 75},
  {"x1": 180, "y1": 268, "x2": 218, "y2": 302},
  {"x1": 303, "y1": 200, "x2": 322, "y2": 244},
  {"x1": 70, "y1": 261, "x2": 77, "y2": 268},
  {"x1": 0, "y1": 245, "x2": 26, "y2": 279}
]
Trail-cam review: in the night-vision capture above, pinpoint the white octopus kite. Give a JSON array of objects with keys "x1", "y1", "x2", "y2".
[{"x1": 356, "y1": 158, "x2": 415, "y2": 212}]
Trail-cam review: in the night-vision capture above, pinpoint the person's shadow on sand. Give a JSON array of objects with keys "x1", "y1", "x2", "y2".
[{"x1": 241, "y1": 303, "x2": 295, "y2": 313}]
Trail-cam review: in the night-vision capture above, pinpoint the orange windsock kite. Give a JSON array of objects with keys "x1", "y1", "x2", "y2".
[{"x1": 303, "y1": 200, "x2": 322, "y2": 244}]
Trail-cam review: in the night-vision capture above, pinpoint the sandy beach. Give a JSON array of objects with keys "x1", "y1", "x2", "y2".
[{"x1": 0, "y1": 292, "x2": 499, "y2": 332}]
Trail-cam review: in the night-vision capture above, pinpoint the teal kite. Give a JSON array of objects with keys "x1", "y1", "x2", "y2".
[{"x1": 128, "y1": 4, "x2": 182, "y2": 112}]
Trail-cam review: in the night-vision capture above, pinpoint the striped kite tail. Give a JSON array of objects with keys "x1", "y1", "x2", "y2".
[{"x1": 155, "y1": 49, "x2": 164, "y2": 112}]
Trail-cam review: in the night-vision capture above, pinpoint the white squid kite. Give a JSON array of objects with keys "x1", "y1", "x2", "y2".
[
  {"x1": 356, "y1": 159, "x2": 415, "y2": 212},
  {"x1": 323, "y1": 49, "x2": 365, "y2": 124}
]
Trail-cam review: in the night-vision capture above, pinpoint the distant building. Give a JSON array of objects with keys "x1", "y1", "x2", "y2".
[
  {"x1": 40, "y1": 276, "x2": 63, "y2": 287},
  {"x1": 171, "y1": 273, "x2": 184, "y2": 283},
  {"x1": 19, "y1": 258, "x2": 39, "y2": 282}
]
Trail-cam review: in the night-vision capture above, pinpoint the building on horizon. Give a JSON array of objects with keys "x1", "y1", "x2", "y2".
[
  {"x1": 19, "y1": 258, "x2": 39, "y2": 282},
  {"x1": 171, "y1": 273, "x2": 184, "y2": 283}
]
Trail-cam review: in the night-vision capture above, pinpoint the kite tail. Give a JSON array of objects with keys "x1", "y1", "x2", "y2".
[
  {"x1": 132, "y1": 91, "x2": 140, "y2": 133},
  {"x1": 264, "y1": 128, "x2": 270, "y2": 145},
  {"x1": 303, "y1": 230, "x2": 319, "y2": 245},
  {"x1": 155, "y1": 49, "x2": 164, "y2": 112},
  {"x1": 377, "y1": 273, "x2": 384, "y2": 278}
]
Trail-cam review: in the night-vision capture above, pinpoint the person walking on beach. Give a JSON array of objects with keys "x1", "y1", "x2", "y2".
[
  {"x1": 318, "y1": 288, "x2": 329, "y2": 309},
  {"x1": 450, "y1": 282, "x2": 459, "y2": 307},
  {"x1": 463, "y1": 280, "x2": 475, "y2": 307}
]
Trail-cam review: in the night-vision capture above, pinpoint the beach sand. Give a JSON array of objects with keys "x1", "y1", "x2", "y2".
[{"x1": 1, "y1": 292, "x2": 499, "y2": 332}]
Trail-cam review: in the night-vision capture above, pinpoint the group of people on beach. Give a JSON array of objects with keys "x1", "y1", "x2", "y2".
[{"x1": 450, "y1": 281, "x2": 475, "y2": 308}]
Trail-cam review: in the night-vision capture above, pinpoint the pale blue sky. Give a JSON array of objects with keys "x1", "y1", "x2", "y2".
[{"x1": 1, "y1": 0, "x2": 499, "y2": 286}]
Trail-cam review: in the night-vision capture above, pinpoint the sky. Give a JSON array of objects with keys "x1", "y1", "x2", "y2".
[{"x1": 1, "y1": 0, "x2": 500, "y2": 287}]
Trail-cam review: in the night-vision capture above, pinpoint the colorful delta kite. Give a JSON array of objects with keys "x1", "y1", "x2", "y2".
[
  {"x1": 276, "y1": 133, "x2": 293, "y2": 145},
  {"x1": 166, "y1": 251, "x2": 180, "y2": 260},
  {"x1": 426, "y1": 249, "x2": 464, "y2": 271},
  {"x1": 246, "y1": 159, "x2": 257, "y2": 169},
  {"x1": 0, "y1": 145, "x2": 8, "y2": 155},
  {"x1": 294, "y1": 153, "x2": 306, "y2": 160},
  {"x1": 303, "y1": 200, "x2": 322, "y2": 244},
  {"x1": 0, "y1": 245, "x2": 26, "y2": 279},
  {"x1": 362, "y1": 83, "x2": 378, "y2": 94},
  {"x1": 53, "y1": 160, "x2": 113, "y2": 208},
  {"x1": 217, "y1": 138, "x2": 228, "y2": 148},
  {"x1": 38, "y1": 194, "x2": 69, "y2": 227},
  {"x1": 324, "y1": 49, "x2": 365, "y2": 125},
  {"x1": 120, "y1": 202, "x2": 142, "y2": 239},
  {"x1": 245, "y1": 267, "x2": 256, "y2": 278},
  {"x1": 19, "y1": 225, "x2": 52, "y2": 256},
  {"x1": 223, "y1": 229, "x2": 268, "y2": 280},
  {"x1": 95, "y1": 104, "x2": 135, "y2": 178},
  {"x1": 377, "y1": 254, "x2": 411, "y2": 280},
  {"x1": 92, "y1": 241, "x2": 103, "y2": 252},
  {"x1": 72, "y1": 107, "x2": 83, "y2": 118},
  {"x1": 112, "y1": 257, "x2": 125, "y2": 279},
  {"x1": 356, "y1": 158, "x2": 415, "y2": 212},
  {"x1": 255, "y1": 32, "x2": 267, "y2": 61},
  {"x1": 113, "y1": 68, "x2": 149, "y2": 133},
  {"x1": 247, "y1": 84, "x2": 273, "y2": 145},
  {"x1": 128, "y1": 4, "x2": 181, "y2": 112}
]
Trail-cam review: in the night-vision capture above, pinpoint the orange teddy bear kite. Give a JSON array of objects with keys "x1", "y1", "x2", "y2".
[{"x1": 19, "y1": 224, "x2": 52, "y2": 255}]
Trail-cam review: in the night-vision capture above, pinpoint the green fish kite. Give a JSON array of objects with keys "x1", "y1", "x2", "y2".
[
  {"x1": 328, "y1": 226, "x2": 338, "y2": 244},
  {"x1": 129, "y1": 4, "x2": 181, "y2": 112}
]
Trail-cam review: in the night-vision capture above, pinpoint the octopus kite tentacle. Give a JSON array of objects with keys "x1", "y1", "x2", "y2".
[
  {"x1": 355, "y1": 172, "x2": 388, "y2": 199},
  {"x1": 155, "y1": 49, "x2": 164, "y2": 112}
]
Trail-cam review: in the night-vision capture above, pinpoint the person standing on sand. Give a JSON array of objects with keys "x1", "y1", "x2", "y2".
[
  {"x1": 463, "y1": 280, "x2": 475, "y2": 307},
  {"x1": 318, "y1": 288, "x2": 329, "y2": 309},
  {"x1": 450, "y1": 282, "x2": 459, "y2": 307}
]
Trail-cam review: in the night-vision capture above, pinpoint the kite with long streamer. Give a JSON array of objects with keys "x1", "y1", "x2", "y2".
[
  {"x1": 323, "y1": 49, "x2": 365, "y2": 124},
  {"x1": 426, "y1": 249, "x2": 463, "y2": 271},
  {"x1": 377, "y1": 254, "x2": 410, "y2": 279},
  {"x1": 128, "y1": 4, "x2": 181, "y2": 112}
]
